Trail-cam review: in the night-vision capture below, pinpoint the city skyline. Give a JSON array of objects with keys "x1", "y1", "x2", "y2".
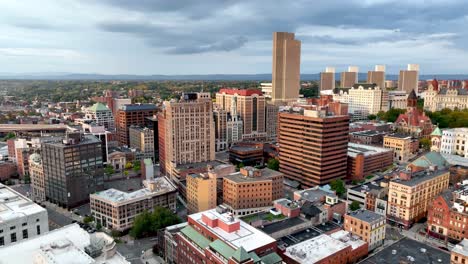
[{"x1": 2, "y1": 1, "x2": 468, "y2": 75}]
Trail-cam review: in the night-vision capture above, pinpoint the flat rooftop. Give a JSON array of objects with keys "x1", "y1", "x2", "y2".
[
  {"x1": 120, "y1": 104, "x2": 157, "y2": 111},
  {"x1": 350, "y1": 130, "x2": 385, "y2": 136},
  {"x1": 360, "y1": 237, "x2": 450, "y2": 264},
  {"x1": 452, "y1": 239, "x2": 468, "y2": 257},
  {"x1": 347, "y1": 209, "x2": 385, "y2": 224},
  {"x1": 45, "y1": 134, "x2": 101, "y2": 147},
  {"x1": 0, "y1": 124, "x2": 68, "y2": 132},
  {"x1": 224, "y1": 167, "x2": 283, "y2": 183},
  {"x1": 350, "y1": 181, "x2": 384, "y2": 192},
  {"x1": 174, "y1": 160, "x2": 224, "y2": 171},
  {"x1": 284, "y1": 234, "x2": 350, "y2": 263},
  {"x1": 330, "y1": 230, "x2": 367, "y2": 250},
  {"x1": 91, "y1": 177, "x2": 176, "y2": 204},
  {"x1": 384, "y1": 133, "x2": 413, "y2": 139},
  {"x1": 261, "y1": 217, "x2": 307, "y2": 235},
  {"x1": 189, "y1": 209, "x2": 276, "y2": 252},
  {"x1": 294, "y1": 187, "x2": 335, "y2": 203},
  {"x1": 0, "y1": 184, "x2": 46, "y2": 223},
  {"x1": 348, "y1": 143, "x2": 392, "y2": 158},
  {"x1": 392, "y1": 169, "x2": 449, "y2": 187}
]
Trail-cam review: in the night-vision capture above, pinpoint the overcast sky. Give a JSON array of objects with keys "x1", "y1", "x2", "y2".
[{"x1": 1, "y1": 0, "x2": 468, "y2": 75}]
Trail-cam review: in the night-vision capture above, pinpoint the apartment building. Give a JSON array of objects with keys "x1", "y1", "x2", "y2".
[
  {"x1": 28, "y1": 153, "x2": 45, "y2": 203},
  {"x1": 90, "y1": 177, "x2": 177, "y2": 231},
  {"x1": 158, "y1": 93, "x2": 215, "y2": 177},
  {"x1": 383, "y1": 134, "x2": 419, "y2": 163},
  {"x1": 186, "y1": 172, "x2": 217, "y2": 214},
  {"x1": 0, "y1": 184, "x2": 49, "y2": 246},
  {"x1": 367, "y1": 65, "x2": 388, "y2": 112},
  {"x1": 129, "y1": 126, "x2": 154, "y2": 160},
  {"x1": 223, "y1": 166, "x2": 283, "y2": 216},
  {"x1": 116, "y1": 104, "x2": 157, "y2": 146},
  {"x1": 344, "y1": 209, "x2": 386, "y2": 251},
  {"x1": 387, "y1": 169, "x2": 450, "y2": 228},
  {"x1": 340, "y1": 66, "x2": 359, "y2": 88},
  {"x1": 215, "y1": 88, "x2": 266, "y2": 140},
  {"x1": 440, "y1": 128, "x2": 468, "y2": 158},
  {"x1": 332, "y1": 83, "x2": 385, "y2": 120},
  {"x1": 278, "y1": 106, "x2": 349, "y2": 187}
]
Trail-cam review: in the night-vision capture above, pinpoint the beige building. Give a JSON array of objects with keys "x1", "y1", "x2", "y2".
[
  {"x1": 129, "y1": 126, "x2": 154, "y2": 160},
  {"x1": 383, "y1": 134, "x2": 418, "y2": 163},
  {"x1": 213, "y1": 98, "x2": 243, "y2": 151},
  {"x1": 425, "y1": 82, "x2": 468, "y2": 112},
  {"x1": 367, "y1": 65, "x2": 388, "y2": 111},
  {"x1": 158, "y1": 92, "x2": 215, "y2": 177},
  {"x1": 388, "y1": 90, "x2": 408, "y2": 109},
  {"x1": 340, "y1": 66, "x2": 359, "y2": 88},
  {"x1": 387, "y1": 169, "x2": 450, "y2": 228},
  {"x1": 90, "y1": 177, "x2": 177, "y2": 231},
  {"x1": 398, "y1": 64, "x2": 419, "y2": 94},
  {"x1": 186, "y1": 172, "x2": 217, "y2": 214},
  {"x1": 344, "y1": 210, "x2": 386, "y2": 251},
  {"x1": 320, "y1": 67, "x2": 335, "y2": 91},
  {"x1": 28, "y1": 153, "x2": 45, "y2": 203},
  {"x1": 271, "y1": 32, "x2": 301, "y2": 104},
  {"x1": 332, "y1": 83, "x2": 385, "y2": 120},
  {"x1": 215, "y1": 88, "x2": 266, "y2": 140},
  {"x1": 223, "y1": 166, "x2": 283, "y2": 216},
  {"x1": 452, "y1": 239, "x2": 468, "y2": 264},
  {"x1": 440, "y1": 128, "x2": 468, "y2": 158}
]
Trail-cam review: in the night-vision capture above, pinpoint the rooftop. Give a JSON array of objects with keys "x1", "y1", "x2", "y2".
[
  {"x1": 261, "y1": 217, "x2": 307, "y2": 235},
  {"x1": 452, "y1": 239, "x2": 468, "y2": 257},
  {"x1": 330, "y1": 230, "x2": 367, "y2": 250},
  {"x1": 442, "y1": 153, "x2": 468, "y2": 167},
  {"x1": 350, "y1": 130, "x2": 386, "y2": 136},
  {"x1": 284, "y1": 234, "x2": 350, "y2": 263},
  {"x1": 189, "y1": 208, "x2": 276, "y2": 252},
  {"x1": 0, "y1": 124, "x2": 69, "y2": 132},
  {"x1": 91, "y1": 177, "x2": 176, "y2": 204},
  {"x1": 0, "y1": 184, "x2": 46, "y2": 223},
  {"x1": 350, "y1": 180, "x2": 384, "y2": 192},
  {"x1": 88, "y1": 102, "x2": 110, "y2": 112},
  {"x1": 120, "y1": 104, "x2": 157, "y2": 111},
  {"x1": 347, "y1": 209, "x2": 385, "y2": 224},
  {"x1": 174, "y1": 160, "x2": 225, "y2": 171},
  {"x1": 294, "y1": 186, "x2": 335, "y2": 203},
  {"x1": 224, "y1": 167, "x2": 283, "y2": 183},
  {"x1": 384, "y1": 133, "x2": 413, "y2": 139},
  {"x1": 360, "y1": 237, "x2": 450, "y2": 264},
  {"x1": 218, "y1": 88, "x2": 263, "y2": 97},
  {"x1": 348, "y1": 143, "x2": 392, "y2": 158},
  {"x1": 0, "y1": 224, "x2": 129, "y2": 264},
  {"x1": 409, "y1": 152, "x2": 448, "y2": 169},
  {"x1": 392, "y1": 169, "x2": 449, "y2": 187}
]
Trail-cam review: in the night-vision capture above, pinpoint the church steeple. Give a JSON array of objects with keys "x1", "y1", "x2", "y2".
[{"x1": 407, "y1": 89, "x2": 417, "y2": 111}]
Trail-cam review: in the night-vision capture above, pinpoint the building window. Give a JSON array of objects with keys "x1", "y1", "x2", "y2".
[
  {"x1": 22, "y1": 230, "x2": 28, "y2": 239},
  {"x1": 0, "y1": 236, "x2": 3, "y2": 246},
  {"x1": 36, "y1": 225, "x2": 41, "y2": 235},
  {"x1": 10, "y1": 233, "x2": 16, "y2": 243}
]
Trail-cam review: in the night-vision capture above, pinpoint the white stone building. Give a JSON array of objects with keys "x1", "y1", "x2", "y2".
[
  {"x1": 333, "y1": 83, "x2": 385, "y2": 120},
  {"x1": 440, "y1": 128, "x2": 468, "y2": 158}
]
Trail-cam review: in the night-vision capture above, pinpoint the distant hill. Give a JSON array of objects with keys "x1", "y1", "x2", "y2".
[{"x1": 0, "y1": 72, "x2": 467, "y2": 81}]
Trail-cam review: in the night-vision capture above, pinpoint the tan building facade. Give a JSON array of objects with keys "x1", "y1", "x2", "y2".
[
  {"x1": 28, "y1": 153, "x2": 45, "y2": 203},
  {"x1": 223, "y1": 166, "x2": 283, "y2": 216},
  {"x1": 398, "y1": 64, "x2": 419, "y2": 94},
  {"x1": 332, "y1": 83, "x2": 384, "y2": 120},
  {"x1": 186, "y1": 172, "x2": 217, "y2": 214},
  {"x1": 271, "y1": 32, "x2": 301, "y2": 104},
  {"x1": 340, "y1": 66, "x2": 358, "y2": 88},
  {"x1": 320, "y1": 67, "x2": 335, "y2": 91},
  {"x1": 129, "y1": 126, "x2": 154, "y2": 160},
  {"x1": 158, "y1": 93, "x2": 215, "y2": 177},
  {"x1": 383, "y1": 134, "x2": 418, "y2": 163},
  {"x1": 344, "y1": 210, "x2": 386, "y2": 251},
  {"x1": 452, "y1": 239, "x2": 468, "y2": 264},
  {"x1": 387, "y1": 169, "x2": 450, "y2": 228}
]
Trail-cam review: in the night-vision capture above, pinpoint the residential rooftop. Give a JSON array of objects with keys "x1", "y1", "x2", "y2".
[
  {"x1": 294, "y1": 186, "x2": 336, "y2": 203},
  {"x1": 348, "y1": 143, "x2": 392, "y2": 158},
  {"x1": 284, "y1": 233, "x2": 350, "y2": 263},
  {"x1": 392, "y1": 169, "x2": 449, "y2": 187},
  {"x1": 347, "y1": 209, "x2": 385, "y2": 224},
  {"x1": 189, "y1": 208, "x2": 276, "y2": 252},
  {"x1": 91, "y1": 177, "x2": 176, "y2": 204},
  {"x1": 224, "y1": 167, "x2": 283, "y2": 183},
  {"x1": 0, "y1": 184, "x2": 46, "y2": 224}
]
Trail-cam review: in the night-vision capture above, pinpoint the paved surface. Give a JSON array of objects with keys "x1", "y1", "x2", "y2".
[
  {"x1": 47, "y1": 207, "x2": 74, "y2": 230},
  {"x1": 117, "y1": 237, "x2": 157, "y2": 264}
]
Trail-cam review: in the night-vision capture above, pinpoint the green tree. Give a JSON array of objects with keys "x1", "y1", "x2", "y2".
[
  {"x1": 267, "y1": 158, "x2": 279, "y2": 171},
  {"x1": 125, "y1": 162, "x2": 133, "y2": 170},
  {"x1": 124, "y1": 170, "x2": 129, "y2": 177},
  {"x1": 130, "y1": 207, "x2": 180, "y2": 238},
  {"x1": 133, "y1": 160, "x2": 141, "y2": 172},
  {"x1": 367, "y1": 114, "x2": 377, "y2": 120},
  {"x1": 4, "y1": 132, "x2": 15, "y2": 141},
  {"x1": 420, "y1": 138, "x2": 431, "y2": 151},
  {"x1": 96, "y1": 222, "x2": 102, "y2": 231},
  {"x1": 104, "y1": 165, "x2": 115, "y2": 175},
  {"x1": 349, "y1": 201, "x2": 361, "y2": 211},
  {"x1": 83, "y1": 216, "x2": 94, "y2": 224},
  {"x1": 330, "y1": 179, "x2": 346, "y2": 196}
]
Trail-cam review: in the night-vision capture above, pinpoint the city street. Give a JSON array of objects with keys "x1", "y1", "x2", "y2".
[{"x1": 116, "y1": 237, "x2": 157, "y2": 264}]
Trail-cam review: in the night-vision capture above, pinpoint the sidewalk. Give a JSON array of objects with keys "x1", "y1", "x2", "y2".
[{"x1": 42, "y1": 201, "x2": 84, "y2": 223}]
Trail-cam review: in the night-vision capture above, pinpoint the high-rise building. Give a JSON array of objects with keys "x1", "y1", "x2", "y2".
[
  {"x1": 278, "y1": 106, "x2": 349, "y2": 187},
  {"x1": 186, "y1": 172, "x2": 217, "y2": 214},
  {"x1": 222, "y1": 166, "x2": 283, "y2": 216},
  {"x1": 42, "y1": 133, "x2": 104, "y2": 208},
  {"x1": 83, "y1": 102, "x2": 115, "y2": 131},
  {"x1": 158, "y1": 93, "x2": 215, "y2": 177},
  {"x1": 340, "y1": 66, "x2": 359, "y2": 88},
  {"x1": 367, "y1": 65, "x2": 388, "y2": 112},
  {"x1": 271, "y1": 32, "x2": 301, "y2": 104},
  {"x1": 332, "y1": 83, "x2": 385, "y2": 120},
  {"x1": 129, "y1": 126, "x2": 155, "y2": 160},
  {"x1": 116, "y1": 104, "x2": 157, "y2": 146},
  {"x1": 213, "y1": 99, "x2": 243, "y2": 152},
  {"x1": 320, "y1": 67, "x2": 335, "y2": 91},
  {"x1": 398, "y1": 64, "x2": 419, "y2": 94},
  {"x1": 265, "y1": 103, "x2": 279, "y2": 141},
  {"x1": 216, "y1": 88, "x2": 266, "y2": 140},
  {"x1": 29, "y1": 153, "x2": 45, "y2": 203}
]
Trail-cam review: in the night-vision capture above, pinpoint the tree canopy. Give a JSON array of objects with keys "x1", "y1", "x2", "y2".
[
  {"x1": 330, "y1": 179, "x2": 346, "y2": 196},
  {"x1": 130, "y1": 206, "x2": 180, "y2": 238},
  {"x1": 349, "y1": 201, "x2": 361, "y2": 211},
  {"x1": 425, "y1": 108, "x2": 468, "y2": 128},
  {"x1": 267, "y1": 158, "x2": 279, "y2": 171},
  {"x1": 376, "y1": 108, "x2": 406, "y2": 122}
]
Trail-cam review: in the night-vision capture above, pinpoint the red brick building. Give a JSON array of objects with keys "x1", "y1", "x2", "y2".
[
  {"x1": 347, "y1": 143, "x2": 393, "y2": 181},
  {"x1": 116, "y1": 104, "x2": 157, "y2": 146},
  {"x1": 0, "y1": 162, "x2": 16, "y2": 181}
]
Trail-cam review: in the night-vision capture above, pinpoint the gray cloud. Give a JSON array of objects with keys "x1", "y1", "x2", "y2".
[{"x1": 166, "y1": 36, "x2": 248, "y2": 54}]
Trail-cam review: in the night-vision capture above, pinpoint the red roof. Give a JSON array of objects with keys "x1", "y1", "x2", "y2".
[
  {"x1": 218, "y1": 88, "x2": 263, "y2": 96},
  {"x1": 395, "y1": 109, "x2": 431, "y2": 127}
]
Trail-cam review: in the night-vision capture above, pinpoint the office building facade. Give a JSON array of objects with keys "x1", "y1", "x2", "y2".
[
  {"x1": 116, "y1": 104, "x2": 157, "y2": 146},
  {"x1": 398, "y1": 64, "x2": 419, "y2": 94}
]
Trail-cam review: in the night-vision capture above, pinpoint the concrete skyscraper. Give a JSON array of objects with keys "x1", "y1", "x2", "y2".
[
  {"x1": 368, "y1": 65, "x2": 388, "y2": 111},
  {"x1": 271, "y1": 32, "x2": 301, "y2": 104},
  {"x1": 320, "y1": 67, "x2": 335, "y2": 91},
  {"x1": 398, "y1": 64, "x2": 419, "y2": 94},
  {"x1": 341, "y1": 66, "x2": 359, "y2": 88}
]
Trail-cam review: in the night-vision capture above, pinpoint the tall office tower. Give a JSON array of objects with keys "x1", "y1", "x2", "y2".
[
  {"x1": 214, "y1": 100, "x2": 243, "y2": 151},
  {"x1": 398, "y1": 64, "x2": 419, "y2": 94},
  {"x1": 42, "y1": 133, "x2": 104, "y2": 208},
  {"x1": 320, "y1": 67, "x2": 335, "y2": 91},
  {"x1": 213, "y1": 109, "x2": 228, "y2": 151},
  {"x1": 215, "y1": 89, "x2": 266, "y2": 140},
  {"x1": 144, "y1": 116, "x2": 159, "y2": 162},
  {"x1": 129, "y1": 126, "x2": 155, "y2": 160},
  {"x1": 367, "y1": 65, "x2": 388, "y2": 111},
  {"x1": 341, "y1": 66, "x2": 359, "y2": 87},
  {"x1": 278, "y1": 107, "x2": 349, "y2": 187},
  {"x1": 116, "y1": 104, "x2": 157, "y2": 146},
  {"x1": 271, "y1": 32, "x2": 301, "y2": 104},
  {"x1": 158, "y1": 93, "x2": 215, "y2": 177},
  {"x1": 83, "y1": 103, "x2": 115, "y2": 131}
]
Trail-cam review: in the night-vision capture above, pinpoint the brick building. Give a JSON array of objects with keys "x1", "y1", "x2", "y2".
[
  {"x1": 349, "y1": 130, "x2": 387, "y2": 145},
  {"x1": 347, "y1": 143, "x2": 393, "y2": 181},
  {"x1": 344, "y1": 210, "x2": 386, "y2": 251},
  {"x1": 116, "y1": 104, "x2": 157, "y2": 146}
]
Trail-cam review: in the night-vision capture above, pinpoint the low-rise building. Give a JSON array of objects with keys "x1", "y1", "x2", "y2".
[
  {"x1": 349, "y1": 130, "x2": 387, "y2": 145},
  {"x1": 129, "y1": 126, "x2": 155, "y2": 161},
  {"x1": 228, "y1": 143, "x2": 264, "y2": 166},
  {"x1": 90, "y1": 177, "x2": 177, "y2": 231},
  {"x1": 347, "y1": 181, "x2": 388, "y2": 215},
  {"x1": 223, "y1": 166, "x2": 283, "y2": 216},
  {"x1": 388, "y1": 90, "x2": 408, "y2": 109},
  {"x1": 425, "y1": 79, "x2": 468, "y2": 112},
  {"x1": 347, "y1": 143, "x2": 393, "y2": 181},
  {"x1": 0, "y1": 161, "x2": 16, "y2": 181},
  {"x1": 294, "y1": 187, "x2": 347, "y2": 223},
  {"x1": 0, "y1": 183, "x2": 49, "y2": 246},
  {"x1": 387, "y1": 169, "x2": 450, "y2": 228},
  {"x1": 344, "y1": 209, "x2": 386, "y2": 251},
  {"x1": 383, "y1": 134, "x2": 419, "y2": 163},
  {"x1": 159, "y1": 222, "x2": 188, "y2": 264},
  {"x1": 452, "y1": 239, "x2": 468, "y2": 264}
]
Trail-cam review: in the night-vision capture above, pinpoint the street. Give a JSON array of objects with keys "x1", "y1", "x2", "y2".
[{"x1": 116, "y1": 237, "x2": 157, "y2": 264}]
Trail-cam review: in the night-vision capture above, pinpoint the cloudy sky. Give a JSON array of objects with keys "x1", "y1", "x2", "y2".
[{"x1": 1, "y1": 0, "x2": 468, "y2": 75}]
